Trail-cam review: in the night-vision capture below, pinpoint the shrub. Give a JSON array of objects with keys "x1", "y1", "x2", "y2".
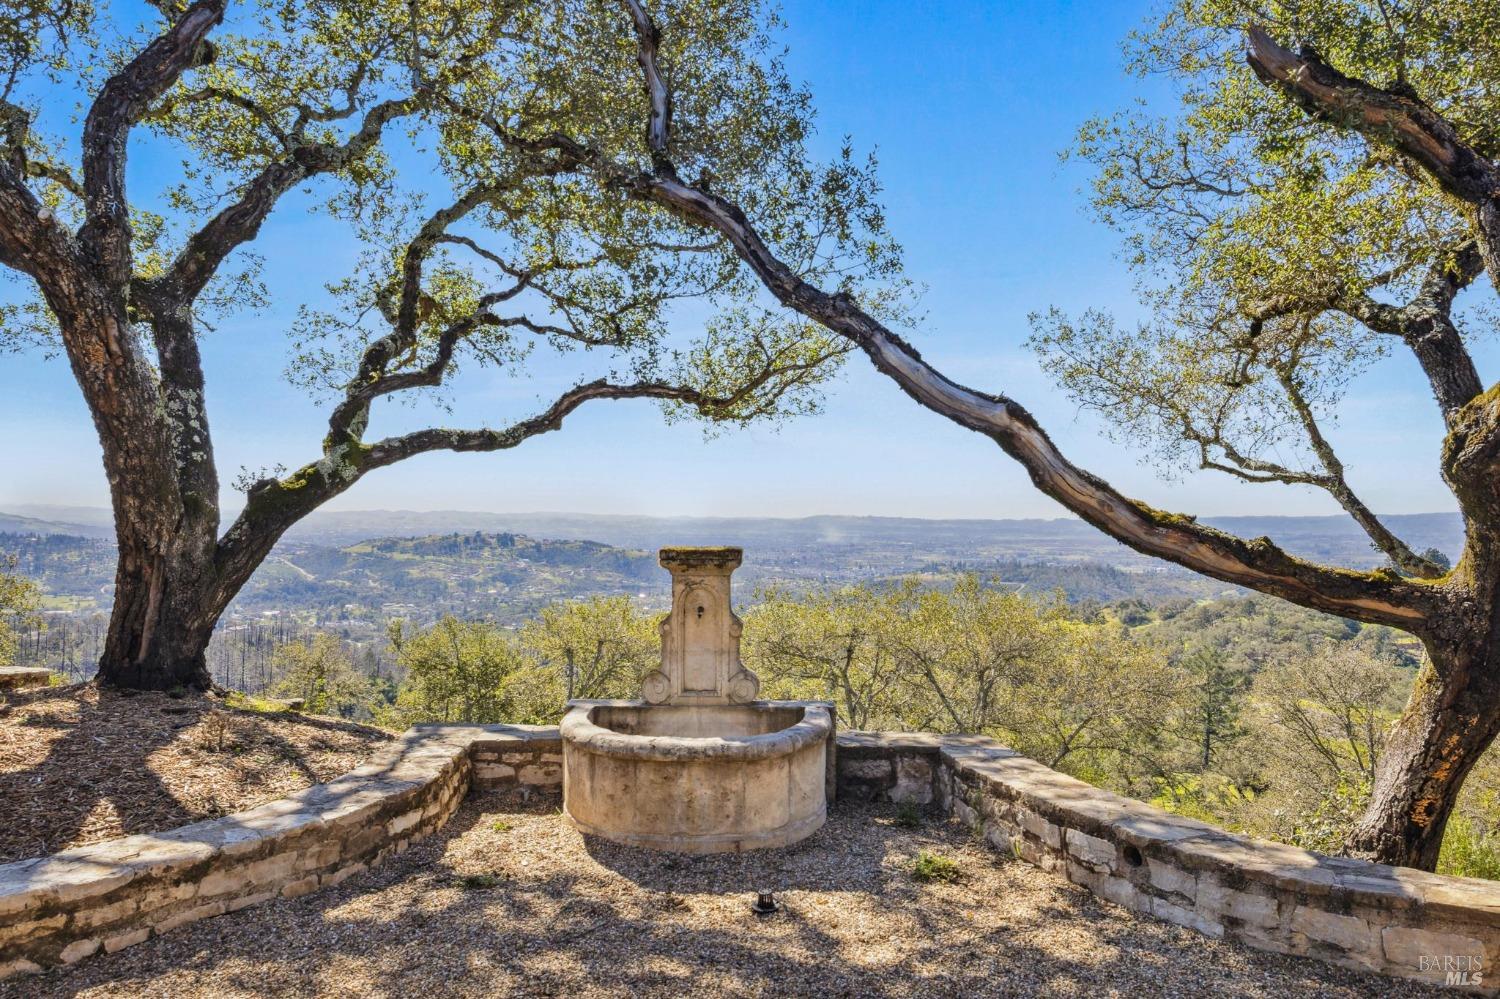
[
  {"x1": 1439, "y1": 815, "x2": 1500, "y2": 881},
  {"x1": 911, "y1": 850, "x2": 963, "y2": 883},
  {"x1": 456, "y1": 873, "x2": 502, "y2": 889}
]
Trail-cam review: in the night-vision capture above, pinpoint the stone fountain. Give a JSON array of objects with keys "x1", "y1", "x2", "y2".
[{"x1": 560, "y1": 547, "x2": 834, "y2": 853}]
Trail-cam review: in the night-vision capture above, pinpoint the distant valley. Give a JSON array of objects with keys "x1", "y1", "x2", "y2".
[{"x1": 3, "y1": 505, "x2": 1459, "y2": 682}]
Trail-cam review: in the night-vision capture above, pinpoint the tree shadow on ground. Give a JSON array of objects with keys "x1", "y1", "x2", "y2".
[
  {"x1": 7, "y1": 793, "x2": 1442, "y2": 999},
  {"x1": 0, "y1": 684, "x2": 387, "y2": 863}
]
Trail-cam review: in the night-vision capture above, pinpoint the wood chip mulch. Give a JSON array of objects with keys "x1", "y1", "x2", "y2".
[
  {"x1": 0, "y1": 683, "x2": 392, "y2": 864},
  {"x1": 10, "y1": 792, "x2": 1440, "y2": 998}
]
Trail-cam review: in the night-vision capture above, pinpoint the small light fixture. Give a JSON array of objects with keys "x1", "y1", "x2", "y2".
[{"x1": 751, "y1": 890, "x2": 780, "y2": 915}]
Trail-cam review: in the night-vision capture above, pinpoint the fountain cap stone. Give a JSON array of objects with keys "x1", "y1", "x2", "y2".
[
  {"x1": 658, "y1": 546, "x2": 743, "y2": 570},
  {"x1": 641, "y1": 545, "x2": 759, "y2": 705}
]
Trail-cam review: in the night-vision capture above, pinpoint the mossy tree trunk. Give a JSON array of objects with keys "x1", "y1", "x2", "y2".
[{"x1": 1349, "y1": 645, "x2": 1500, "y2": 869}]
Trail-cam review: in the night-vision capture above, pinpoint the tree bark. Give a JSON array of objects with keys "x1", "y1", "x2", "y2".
[
  {"x1": 1348, "y1": 642, "x2": 1500, "y2": 869},
  {"x1": 98, "y1": 546, "x2": 218, "y2": 691}
]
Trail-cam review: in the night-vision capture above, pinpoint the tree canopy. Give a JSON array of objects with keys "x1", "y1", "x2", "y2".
[
  {"x1": 0, "y1": 0, "x2": 909, "y2": 692},
  {"x1": 1029, "y1": 0, "x2": 1495, "y2": 578}
]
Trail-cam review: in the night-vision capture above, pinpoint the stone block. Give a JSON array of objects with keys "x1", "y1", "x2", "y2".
[
  {"x1": 1198, "y1": 877, "x2": 1279, "y2": 929},
  {"x1": 245, "y1": 851, "x2": 299, "y2": 885},
  {"x1": 58, "y1": 938, "x2": 100, "y2": 964},
  {"x1": 386, "y1": 809, "x2": 423, "y2": 837},
  {"x1": 1147, "y1": 859, "x2": 1195, "y2": 899},
  {"x1": 297, "y1": 842, "x2": 342, "y2": 872},
  {"x1": 475, "y1": 763, "x2": 515, "y2": 782},
  {"x1": 0, "y1": 959, "x2": 43, "y2": 980},
  {"x1": 321, "y1": 863, "x2": 367, "y2": 888},
  {"x1": 1065, "y1": 828, "x2": 1117, "y2": 871},
  {"x1": 153, "y1": 900, "x2": 225, "y2": 935},
  {"x1": 1222, "y1": 888, "x2": 1279, "y2": 929},
  {"x1": 103, "y1": 927, "x2": 150, "y2": 954},
  {"x1": 137, "y1": 880, "x2": 198, "y2": 912},
  {"x1": 225, "y1": 890, "x2": 275, "y2": 913},
  {"x1": 74, "y1": 896, "x2": 139, "y2": 929},
  {"x1": 198, "y1": 867, "x2": 253, "y2": 898},
  {"x1": 893, "y1": 756, "x2": 933, "y2": 804},
  {"x1": 1151, "y1": 896, "x2": 1224, "y2": 937},
  {"x1": 1069, "y1": 860, "x2": 1139, "y2": 910},
  {"x1": 1382, "y1": 926, "x2": 1488, "y2": 986},
  {"x1": 1013, "y1": 836, "x2": 1047, "y2": 867},
  {"x1": 1290, "y1": 906, "x2": 1375, "y2": 954},
  {"x1": 518, "y1": 763, "x2": 561, "y2": 785},
  {"x1": 282, "y1": 876, "x2": 320, "y2": 899},
  {"x1": 1019, "y1": 808, "x2": 1062, "y2": 849},
  {"x1": 843, "y1": 758, "x2": 893, "y2": 781}
]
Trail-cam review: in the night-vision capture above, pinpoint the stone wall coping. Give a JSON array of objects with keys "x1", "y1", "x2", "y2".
[
  {"x1": 560, "y1": 701, "x2": 833, "y2": 763},
  {"x1": 837, "y1": 730, "x2": 944, "y2": 754},
  {"x1": 0, "y1": 666, "x2": 51, "y2": 690}
]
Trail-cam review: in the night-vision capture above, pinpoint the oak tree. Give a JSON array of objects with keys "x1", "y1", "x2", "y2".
[{"x1": 0, "y1": 0, "x2": 894, "y2": 691}]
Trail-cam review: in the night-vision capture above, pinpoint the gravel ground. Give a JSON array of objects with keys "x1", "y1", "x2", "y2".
[
  {"x1": 9, "y1": 790, "x2": 1440, "y2": 999},
  {"x1": 0, "y1": 684, "x2": 390, "y2": 863}
]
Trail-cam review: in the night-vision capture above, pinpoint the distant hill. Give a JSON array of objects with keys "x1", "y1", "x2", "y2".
[
  {"x1": 0, "y1": 511, "x2": 113, "y2": 539},
  {"x1": 2, "y1": 505, "x2": 1467, "y2": 572},
  {"x1": 0, "y1": 529, "x2": 663, "y2": 623},
  {"x1": 283, "y1": 509, "x2": 1465, "y2": 568}
]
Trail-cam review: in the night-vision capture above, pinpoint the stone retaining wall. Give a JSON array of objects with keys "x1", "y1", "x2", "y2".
[
  {"x1": 0, "y1": 667, "x2": 50, "y2": 692},
  {"x1": 467, "y1": 727, "x2": 563, "y2": 790},
  {"x1": 0, "y1": 723, "x2": 559, "y2": 979},
  {"x1": 838, "y1": 730, "x2": 1500, "y2": 993},
  {"x1": 9, "y1": 722, "x2": 1500, "y2": 992}
]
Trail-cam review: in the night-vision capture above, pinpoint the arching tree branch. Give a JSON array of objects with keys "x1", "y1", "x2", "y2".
[{"x1": 490, "y1": 2, "x2": 1448, "y2": 632}]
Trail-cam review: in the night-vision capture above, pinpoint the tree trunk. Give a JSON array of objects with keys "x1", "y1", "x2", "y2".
[
  {"x1": 53, "y1": 294, "x2": 235, "y2": 692},
  {"x1": 96, "y1": 524, "x2": 222, "y2": 691},
  {"x1": 1346, "y1": 643, "x2": 1500, "y2": 870}
]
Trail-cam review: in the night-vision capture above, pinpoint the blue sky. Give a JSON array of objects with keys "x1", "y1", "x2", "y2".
[{"x1": 0, "y1": 1, "x2": 1481, "y2": 521}]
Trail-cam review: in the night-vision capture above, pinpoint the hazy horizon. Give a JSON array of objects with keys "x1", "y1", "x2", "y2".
[{"x1": 0, "y1": 501, "x2": 1468, "y2": 526}]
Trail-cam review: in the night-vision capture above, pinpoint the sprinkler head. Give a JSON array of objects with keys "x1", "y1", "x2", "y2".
[{"x1": 751, "y1": 890, "x2": 780, "y2": 915}]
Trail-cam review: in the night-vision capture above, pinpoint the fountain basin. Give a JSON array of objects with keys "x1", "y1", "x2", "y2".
[{"x1": 561, "y1": 699, "x2": 834, "y2": 853}]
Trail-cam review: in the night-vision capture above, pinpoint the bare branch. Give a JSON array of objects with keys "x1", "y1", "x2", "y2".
[
  {"x1": 226, "y1": 365, "x2": 807, "y2": 581},
  {"x1": 1246, "y1": 243, "x2": 1485, "y2": 422},
  {"x1": 158, "y1": 93, "x2": 425, "y2": 305},
  {"x1": 1275, "y1": 365, "x2": 1444, "y2": 578},
  {"x1": 169, "y1": 86, "x2": 292, "y2": 148}
]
